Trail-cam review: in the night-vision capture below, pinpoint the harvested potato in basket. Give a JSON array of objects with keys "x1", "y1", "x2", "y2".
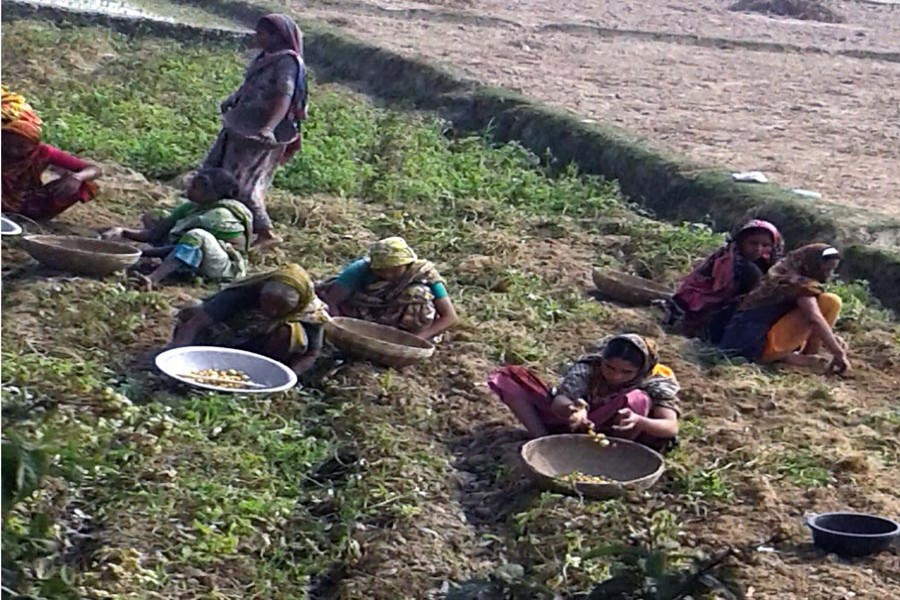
[{"x1": 561, "y1": 471, "x2": 613, "y2": 485}]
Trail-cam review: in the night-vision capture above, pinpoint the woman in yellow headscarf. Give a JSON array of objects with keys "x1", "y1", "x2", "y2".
[
  {"x1": 319, "y1": 236, "x2": 458, "y2": 339},
  {"x1": 171, "y1": 263, "x2": 331, "y2": 376},
  {"x1": 2, "y1": 85, "x2": 101, "y2": 220}
]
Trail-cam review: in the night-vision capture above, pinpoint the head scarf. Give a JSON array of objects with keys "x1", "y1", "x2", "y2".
[
  {"x1": 739, "y1": 243, "x2": 839, "y2": 311},
  {"x1": 579, "y1": 334, "x2": 680, "y2": 401},
  {"x1": 734, "y1": 219, "x2": 783, "y2": 264},
  {"x1": 2, "y1": 85, "x2": 42, "y2": 143},
  {"x1": 242, "y1": 14, "x2": 307, "y2": 164},
  {"x1": 673, "y1": 219, "x2": 783, "y2": 313},
  {"x1": 367, "y1": 237, "x2": 418, "y2": 269},
  {"x1": 2, "y1": 86, "x2": 53, "y2": 212},
  {"x1": 258, "y1": 13, "x2": 303, "y2": 56},
  {"x1": 229, "y1": 262, "x2": 330, "y2": 324}
]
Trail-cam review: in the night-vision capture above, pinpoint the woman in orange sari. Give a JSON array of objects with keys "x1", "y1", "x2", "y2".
[{"x1": 2, "y1": 86, "x2": 101, "y2": 221}]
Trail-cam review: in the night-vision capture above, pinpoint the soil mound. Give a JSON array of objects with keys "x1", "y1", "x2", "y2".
[{"x1": 730, "y1": 0, "x2": 845, "y2": 23}]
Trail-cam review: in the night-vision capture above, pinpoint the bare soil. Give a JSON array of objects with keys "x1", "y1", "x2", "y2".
[
  {"x1": 288, "y1": 0, "x2": 900, "y2": 220},
  {"x1": 4, "y1": 14, "x2": 899, "y2": 600},
  {"x1": 6, "y1": 167, "x2": 899, "y2": 598}
]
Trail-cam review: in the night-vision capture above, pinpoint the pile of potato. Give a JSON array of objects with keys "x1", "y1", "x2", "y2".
[
  {"x1": 587, "y1": 430, "x2": 610, "y2": 447},
  {"x1": 186, "y1": 368, "x2": 253, "y2": 389},
  {"x1": 561, "y1": 471, "x2": 612, "y2": 485}
]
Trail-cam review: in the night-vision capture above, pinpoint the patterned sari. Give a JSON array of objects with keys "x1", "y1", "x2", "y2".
[{"x1": 342, "y1": 260, "x2": 445, "y2": 333}]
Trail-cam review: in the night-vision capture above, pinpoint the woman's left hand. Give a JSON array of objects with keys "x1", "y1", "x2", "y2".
[
  {"x1": 134, "y1": 273, "x2": 154, "y2": 292},
  {"x1": 256, "y1": 127, "x2": 277, "y2": 143},
  {"x1": 44, "y1": 174, "x2": 82, "y2": 197},
  {"x1": 612, "y1": 408, "x2": 643, "y2": 432}
]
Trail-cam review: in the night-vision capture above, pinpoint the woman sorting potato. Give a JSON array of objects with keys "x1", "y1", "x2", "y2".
[
  {"x1": 318, "y1": 236, "x2": 458, "y2": 340},
  {"x1": 171, "y1": 263, "x2": 330, "y2": 377},
  {"x1": 488, "y1": 334, "x2": 680, "y2": 451}
]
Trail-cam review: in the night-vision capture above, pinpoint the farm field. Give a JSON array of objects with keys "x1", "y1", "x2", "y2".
[
  {"x1": 265, "y1": 0, "x2": 900, "y2": 219},
  {"x1": 2, "y1": 18, "x2": 900, "y2": 600}
]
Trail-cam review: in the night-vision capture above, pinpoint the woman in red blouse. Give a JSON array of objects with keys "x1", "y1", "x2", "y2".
[{"x1": 2, "y1": 86, "x2": 101, "y2": 221}]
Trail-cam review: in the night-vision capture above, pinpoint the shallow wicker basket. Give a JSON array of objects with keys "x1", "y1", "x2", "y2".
[
  {"x1": 22, "y1": 235, "x2": 141, "y2": 276},
  {"x1": 591, "y1": 268, "x2": 671, "y2": 305},
  {"x1": 325, "y1": 317, "x2": 435, "y2": 368},
  {"x1": 521, "y1": 434, "x2": 665, "y2": 499}
]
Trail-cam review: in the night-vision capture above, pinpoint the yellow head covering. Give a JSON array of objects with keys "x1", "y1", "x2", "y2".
[
  {"x1": 368, "y1": 236, "x2": 417, "y2": 269},
  {"x1": 2, "y1": 85, "x2": 43, "y2": 143},
  {"x1": 227, "y1": 263, "x2": 330, "y2": 354}
]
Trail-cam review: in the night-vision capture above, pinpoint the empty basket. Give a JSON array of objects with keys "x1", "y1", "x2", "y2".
[
  {"x1": 325, "y1": 317, "x2": 435, "y2": 368},
  {"x1": 22, "y1": 235, "x2": 141, "y2": 276},
  {"x1": 591, "y1": 268, "x2": 671, "y2": 305}
]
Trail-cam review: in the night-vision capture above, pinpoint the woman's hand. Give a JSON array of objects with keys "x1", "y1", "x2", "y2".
[
  {"x1": 134, "y1": 273, "x2": 154, "y2": 292},
  {"x1": 567, "y1": 398, "x2": 593, "y2": 433},
  {"x1": 612, "y1": 408, "x2": 644, "y2": 433},
  {"x1": 100, "y1": 227, "x2": 125, "y2": 240},
  {"x1": 255, "y1": 127, "x2": 277, "y2": 143},
  {"x1": 220, "y1": 97, "x2": 236, "y2": 114},
  {"x1": 44, "y1": 174, "x2": 82, "y2": 197},
  {"x1": 827, "y1": 351, "x2": 852, "y2": 375}
]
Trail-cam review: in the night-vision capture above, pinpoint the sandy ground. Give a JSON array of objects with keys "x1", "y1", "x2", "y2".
[{"x1": 286, "y1": 0, "x2": 900, "y2": 220}]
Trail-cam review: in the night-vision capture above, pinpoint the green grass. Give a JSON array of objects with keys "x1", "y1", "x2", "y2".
[
  {"x1": 771, "y1": 449, "x2": 835, "y2": 489},
  {"x1": 3, "y1": 19, "x2": 898, "y2": 600}
]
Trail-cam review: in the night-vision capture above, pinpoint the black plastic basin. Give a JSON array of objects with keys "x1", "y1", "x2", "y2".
[{"x1": 806, "y1": 512, "x2": 900, "y2": 558}]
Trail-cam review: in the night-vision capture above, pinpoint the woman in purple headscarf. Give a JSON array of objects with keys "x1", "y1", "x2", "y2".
[
  {"x1": 665, "y1": 219, "x2": 783, "y2": 342},
  {"x1": 202, "y1": 13, "x2": 308, "y2": 249}
]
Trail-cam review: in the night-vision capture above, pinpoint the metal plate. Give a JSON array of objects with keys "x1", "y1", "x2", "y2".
[
  {"x1": 155, "y1": 346, "x2": 297, "y2": 394},
  {"x1": 1, "y1": 216, "x2": 23, "y2": 236}
]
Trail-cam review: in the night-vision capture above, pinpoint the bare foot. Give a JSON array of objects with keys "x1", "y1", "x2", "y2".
[
  {"x1": 780, "y1": 352, "x2": 829, "y2": 372},
  {"x1": 253, "y1": 231, "x2": 282, "y2": 251}
]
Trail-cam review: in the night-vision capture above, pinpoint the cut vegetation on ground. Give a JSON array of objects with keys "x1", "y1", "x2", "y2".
[{"x1": 2, "y1": 20, "x2": 899, "y2": 600}]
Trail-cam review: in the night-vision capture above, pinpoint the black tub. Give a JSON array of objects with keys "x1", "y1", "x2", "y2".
[{"x1": 806, "y1": 512, "x2": 900, "y2": 558}]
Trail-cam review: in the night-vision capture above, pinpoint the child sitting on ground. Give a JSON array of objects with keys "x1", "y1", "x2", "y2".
[
  {"x1": 102, "y1": 168, "x2": 252, "y2": 290},
  {"x1": 488, "y1": 334, "x2": 680, "y2": 452}
]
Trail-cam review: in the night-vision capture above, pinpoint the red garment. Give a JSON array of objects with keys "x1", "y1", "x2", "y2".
[
  {"x1": 487, "y1": 366, "x2": 652, "y2": 435},
  {"x1": 2, "y1": 143, "x2": 98, "y2": 220},
  {"x1": 673, "y1": 219, "x2": 783, "y2": 313}
]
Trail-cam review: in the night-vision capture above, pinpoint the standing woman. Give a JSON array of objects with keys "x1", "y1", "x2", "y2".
[{"x1": 202, "y1": 13, "x2": 308, "y2": 249}]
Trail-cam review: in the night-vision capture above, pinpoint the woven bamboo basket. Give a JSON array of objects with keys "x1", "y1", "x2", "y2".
[
  {"x1": 22, "y1": 235, "x2": 141, "y2": 276},
  {"x1": 591, "y1": 268, "x2": 671, "y2": 305},
  {"x1": 521, "y1": 434, "x2": 665, "y2": 499},
  {"x1": 325, "y1": 317, "x2": 435, "y2": 368}
]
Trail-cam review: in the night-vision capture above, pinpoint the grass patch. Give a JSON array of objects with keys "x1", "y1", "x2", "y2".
[
  {"x1": 2, "y1": 18, "x2": 898, "y2": 600},
  {"x1": 771, "y1": 449, "x2": 835, "y2": 489}
]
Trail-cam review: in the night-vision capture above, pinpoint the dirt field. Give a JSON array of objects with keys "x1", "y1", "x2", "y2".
[
  {"x1": 3, "y1": 14, "x2": 900, "y2": 600},
  {"x1": 284, "y1": 0, "x2": 900, "y2": 220}
]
